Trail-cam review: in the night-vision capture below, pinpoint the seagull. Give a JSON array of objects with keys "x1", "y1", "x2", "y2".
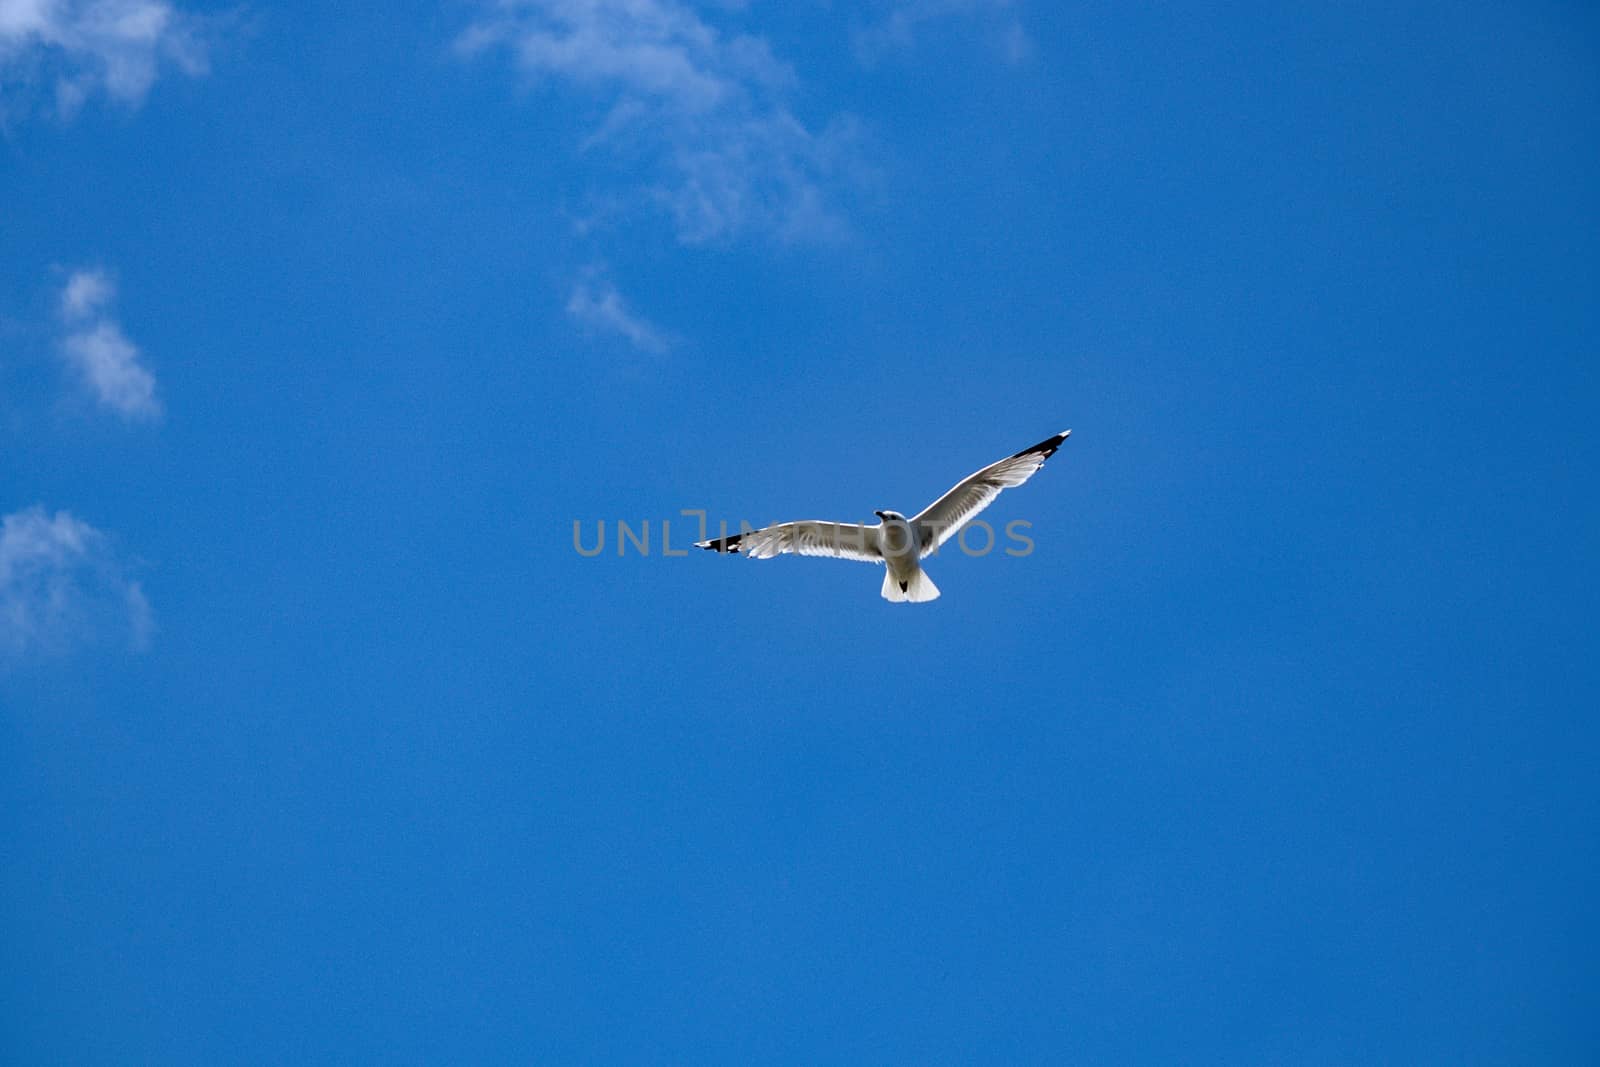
[{"x1": 696, "y1": 429, "x2": 1071, "y2": 603}]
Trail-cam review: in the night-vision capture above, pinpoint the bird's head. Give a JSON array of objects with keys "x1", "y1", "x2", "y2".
[{"x1": 874, "y1": 509, "x2": 907, "y2": 524}]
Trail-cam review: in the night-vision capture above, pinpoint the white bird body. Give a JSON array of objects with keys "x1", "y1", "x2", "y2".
[
  {"x1": 873, "y1": 513, "x2": 938, "y2": 603},
  {"x1": 697, "y1": 429, "x2": 1071, "y2": 603}
]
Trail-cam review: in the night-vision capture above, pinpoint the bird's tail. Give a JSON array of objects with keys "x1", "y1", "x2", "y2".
[{"x1": 881, "y1": 567, "x2": 941, "y2": 604}]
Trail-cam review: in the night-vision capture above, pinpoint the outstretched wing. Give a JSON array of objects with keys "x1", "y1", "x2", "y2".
[
  {"x1": 912, "y1": 430, "x2": 1070, "y2": 555},
  {"x1": 697, "y1": 520, "x2": 883, "y2": 563}
]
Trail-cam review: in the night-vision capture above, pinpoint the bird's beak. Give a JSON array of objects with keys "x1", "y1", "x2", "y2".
[{"x1": 873, "y1": 510, "x2": 884, "y2": 520}]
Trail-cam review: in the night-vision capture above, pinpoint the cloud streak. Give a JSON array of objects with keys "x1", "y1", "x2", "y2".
[
  {"x1": 566, "y1": 268, "x2": 672, "y2": 354},
  {"x1": 57, "y1": 267, "x2": 162, "y2": 421},
  {"x1": 0, "y1": 506, "x2": 151, "y2": 666},
  {"x1": 0, "y1": 0, "x2": 216, "y2": 118},
  {"x1": 459, "y1": 0, "x2": 862, "y2": 246},
  {"x1": 854, "y1": 0, "x2": 1031, "y2": 65}
]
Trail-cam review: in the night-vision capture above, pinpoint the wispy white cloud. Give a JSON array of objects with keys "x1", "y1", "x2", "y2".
[
  {"x1": 854, "y1": 0, "x2": 1031, "y2": 65},
  {"x1": 459, "y1": 0, "x2": 862, "y2": 246},
  {"x1": 56, "y1": 267, "x2": 162, "y2": 421},
  {"x1": 566, "y1": 267, "x2": 672, "y2": 354},
  {"x1": 0, "y1": 506, "x2": 152, "y2": 667},
  {"x1": 60, "y1": 263, "x2": 113, "y2": 317},
  {"x1": 0, "y1": 0, "x2": 216, "y2": 118}
]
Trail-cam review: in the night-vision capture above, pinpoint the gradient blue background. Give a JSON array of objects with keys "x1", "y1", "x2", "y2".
[{"x1": 4, "y1": 2, "x2": 1597, "y2": 1062}]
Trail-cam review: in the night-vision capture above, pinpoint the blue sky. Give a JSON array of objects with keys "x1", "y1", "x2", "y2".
[{"x1": 3, "y1": 1, "x2": 1597, "y2": 1061}]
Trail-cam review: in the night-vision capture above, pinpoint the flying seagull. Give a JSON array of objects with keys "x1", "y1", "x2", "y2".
[{"x1": 697, "y1": 429, "x2": 1071, "y2": 603}]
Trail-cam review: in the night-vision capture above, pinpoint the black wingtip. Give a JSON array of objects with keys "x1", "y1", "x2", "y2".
[
  {"x1": 1012, "y1": 429, "x2": 1072, "y2": 461},
  {"x1": 697, "y1": 533, "x2": 744, "y2": 554}
]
